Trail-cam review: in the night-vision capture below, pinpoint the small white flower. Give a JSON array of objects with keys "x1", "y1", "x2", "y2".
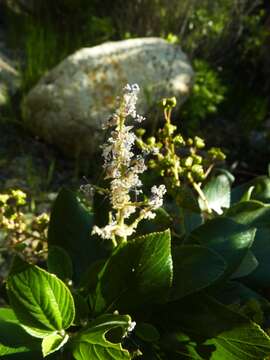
[
  {"x1": 136, "y1": 115, "x2": 145, "y2": 123},
  {"x1": 149, "y1": 185, "x2": 167, "y2": 209},
  {"x1": 128, "y1": 321, "x2": 136, "y2": 333},
  {"x1": 115, "y1": 224, "x2": 135, "y2": 238},
  {"x1": 140, "y1": 208, "x2": 156, "y2": 220},
  {"x1": 91, "y1": 224, "x2": 117, "y2": 239},
  {"x1": 123, "y1": 320, "x2": 136, "y2": 338}
]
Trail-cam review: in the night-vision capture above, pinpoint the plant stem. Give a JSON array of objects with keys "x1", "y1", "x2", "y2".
[{"x1": 192, "y1": 181, "x2": 212, "y2": 215}]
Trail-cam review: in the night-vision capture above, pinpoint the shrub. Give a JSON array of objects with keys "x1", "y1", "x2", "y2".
[
  {"x1": 180, "y1": 59, "x2": 227, "y2": 130},
  {"x1": 0, "y1": 189, "x2": 48, "y2": 262},
  {"x1": 2, "y1": 85, "x2": 270, "y2": 359}
]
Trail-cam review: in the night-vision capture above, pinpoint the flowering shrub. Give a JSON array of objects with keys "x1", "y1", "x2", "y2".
[
  {"x1": 136, "y1": 96, "x2": 226, "y2": 216},
  {"x1": 2, "y1": 85, "x2": 270, "y2": 359},
  {"x1": 92, "y1": 84, "x2": 166, "y2": 244},
  {"x1": 0, "y1": 189, "x2": 48, "y2": 262}
]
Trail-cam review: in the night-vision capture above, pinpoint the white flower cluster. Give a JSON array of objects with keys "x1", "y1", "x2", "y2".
[
  {"x1": 92, "y1": 84, "x2": 166, "y2": 242},
  {"x1": 122, "y1": 84, "x2": 145, "y2": 122}
]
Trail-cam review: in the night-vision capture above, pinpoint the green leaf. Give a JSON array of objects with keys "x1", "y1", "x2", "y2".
[
  {"x1": 94, "y1": 230, "x2": 173, "y2": 314},
  {"x1": 47, "y1": 246, "x2": 73, "y2": 281},
  {"x1": 79, "y1": 259, "x2": 106, "y2": 294},
  {"x1": 72, "y1": 314, "x2": 132, "y2": 360},
  {"x1": 166, "y1": 294, "x2": 270, "y2": 360},
  {"x1": 225, "y1": 200, "x2": 269, "y2": 226},
  {"x1": 73, "y1": 293, "x2": 90, "y2": 326},
  {"x1": 199, "y1": 174, "x2": 230, "y2": 214},
  {"x1": 0, "y1": 308, "x2": 41, "y2": 358},
  {"x1": 48, "y1": 188, "x2": 107, "y2": 283},
  {"x1": 210, "y1": 281, "x2": 270, "y2": 311},
  {"x1": 176, "y1": 185, "x2": 200, "y2": 213},
  {"x1": 135, "y1": 323, "x2": 160, "y2": 342},
  {"x1": 42, "y1": 333, "x2": 69, "y2": 357},
  {"x1": 178, "y1": 209, "x2": 202, "y2": 237},
  {"x1": 188, "y1": 217, "x2": 256, "y2": 278},
  {"x1": 227, "y1": 202, "x2": 270, "y2": 286},
  {"x1": 161, "y1": 332, "x2": 204, "y2": 360},
  {"x1": 7, "y1": 258, "x2": 75, "y2": 338},
  {"x1": 0, "y1": 308, "x2": 18, "y2": 322},
  {"x1": 205, "y1": 318, "x2": 270, "y2": 360},
  {"x1": 230, "y1": 250, "x2": 258, "y2": 279},
  {"x1": 170, "y1": 245, "x2": 226, "y2": 300},
  {"x1": 231, "y1": 176, "x2": 270, "y2": 205}
]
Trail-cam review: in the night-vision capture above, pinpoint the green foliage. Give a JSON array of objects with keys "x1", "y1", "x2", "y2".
[
  {"x1": 48, "y1": 187, "x2": 107, "y2": 283},
  {"x1": 7, "y1": 257, "x2": 75, "y2": 338},
  {"x1": 72, "y1": 314, "x2": 132, "y2": 360},
  {"x1": 47, "y1": 246, "x2": 73, "y2": 281},
  {"x1": 137, "y1": 97, "x2": 226, "y2": 216},
  {"x1": 0, "y1": 188, "x2": 49, "y2": 261},
  {"x1": 21, "y1": 21, "x2": 61, "y2": 91},
  {"x1": 0, "y1": 307, "x2": 41, "y2": 358},
  {"x1": 170, "y1": 245, "x2": 226, "y2": 300},
  {"x1": 183, "y1": 2, "x2": 231, "y2": 55},
  {"x1": 3, "y1": 87, "x2": 270, "y2": 360},
  {"x1": 241, "y1": 8, "x2": 270, "y2": 61},
  {"x1": 181, "y1": 59, "x2": 227, "y2": 128},
  {"x1": 4, "y1": 174, "x2": 270, "y2": 358},
  {"x1": 93, "y1": 230, "x2": 173, "y2": 314},
  {"x1": 167, "y1": 294, "x2": 270, "y2": 360},
  {"x1": 6, "y1": 3, "x2": 115, "y2": 92},
  {"x1": 199, "y1": 174, "x2": 230, "y2": 214}
]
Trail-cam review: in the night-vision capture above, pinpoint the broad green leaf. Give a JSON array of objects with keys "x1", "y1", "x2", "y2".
[
  {"x1": 7, "y1": 258, "x2": 75, "y2": 338},
  {"x1": 179, "y1": 209, "x2": 202, "y2": 237},
  {"x1": 0, "y1": 308, "x2": 18, "y2": 322},
  {"x1": 0, "y1": 308, "x2": 41, "y2": 357},
  {"x1": 199, "y1": 174, "x2": 230, "y2": 214},
  {"x1": 165, "y1": 294, "x2": 270, "y2": 360},
  {"x1": 241, "y1": 228, "x2": 270, "y2": 287},
  {"x1": 210, "y1": 281, "x2": 270, "y2": 312},
  {"x1": 226, "y1": 200, "x2": 270, "y2": 227},
  {"x1": 176, "y1": 185, "x2": 200, "y2": 213},
  {"x1": 216, "y1": 168, "x2": 235, "y2": 184},
  {"x1": 135, "y1": 323, "x2": 160, "y2": 342},
  {"x1": 47, "y1": 246, "x2": 73, "y2": 281},
  {"x1": 206, "y1": 319, "x2": 270, "y2": 359},
  {"x1": 231, "y1": 176, "x2": 270, "y2": 205},
  {"x1": 188, "y1": 217, "x2": 256, "y2": 278},
  {"x1": 48, "y1": 188, "x2": 107, "y2": 283},
  {"x1": 161, "y1": 332, "x2": 204, "y2": 360},
  {"x1": 227, "y1": 202, "x2": 270, "y2": 286},
  {"x1": 73, "y1": 293, "x2": 90, "y2": 326},
  {"x1": 94, "y1": 230, "x2": 173, "y2": 314},
  {"x1": 230, "y1": 250, "x2": 258, "y2": 279},
  {"x1": 42, "y1": 333, "x2": 69, "y2": 357},
  {"x1": 79, "y1": 259, "x2": 106, "y2": 294},
  {"x1": 72, "y1": 314, "x2": 132, "y2": 360},
  {"x1": 170, "y1": 245, "x2": 226, "y2": 300}
]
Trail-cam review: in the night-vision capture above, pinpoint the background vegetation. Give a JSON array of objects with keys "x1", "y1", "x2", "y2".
[
  {"x1": 0, "y1": 0, "x2": 269, "y2": 241},
  {"x1": 1, "y1": 0, "x2": 270, "y2": 181}
]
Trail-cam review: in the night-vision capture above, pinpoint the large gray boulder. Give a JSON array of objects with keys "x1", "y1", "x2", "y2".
[{"x1": 23, "y1": 37, "x2": 193, "y2": 157}]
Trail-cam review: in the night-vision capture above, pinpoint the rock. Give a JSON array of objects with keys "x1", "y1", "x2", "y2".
[
  {"x1": 0, "y1": 51, "x2": 20, "y2": 106},
  {"x1": 23, "y1": 37, "x2": 193, "y2": 157}
]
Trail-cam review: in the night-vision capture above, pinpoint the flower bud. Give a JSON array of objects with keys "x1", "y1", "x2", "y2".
[
  {"x1": 162, "y1": 96, "x2": 177, "y2": 109},
  {"x1": 194, "y1": 136, "x2": 205, "y2": 149}
]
